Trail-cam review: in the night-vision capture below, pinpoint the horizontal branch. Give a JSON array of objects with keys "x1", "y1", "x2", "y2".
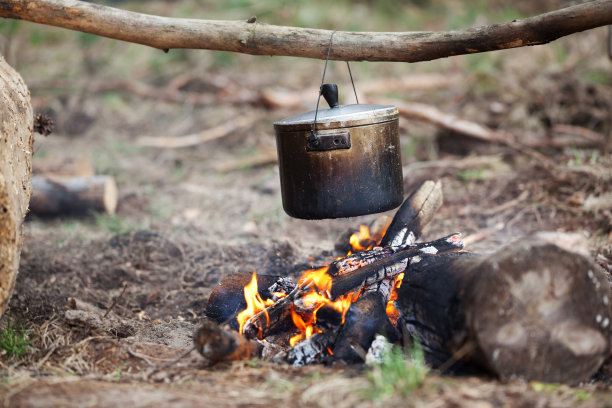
[{"x1": 0, "y1": 0, "x2": 611, "y2": 62}]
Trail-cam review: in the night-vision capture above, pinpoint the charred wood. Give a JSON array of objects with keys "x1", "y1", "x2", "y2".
[
  {"x1": 329, "y1": 233, "x2": 463, "y2": 300},
  {"x1": 379, "y1": 180, "x2": 443, "y2": 248},
  {"x1": 205, "y1": 272, "x2": 281, "y2": 330},
  {"x1": 283, "y1": 330, "x2": 338, "y2": 366},
  {"x1": 193, "y1": 319, "x2": 261, "y2": 363},
  {"x1": 332, "y1": 291, "x2": 399, "y2": 364}
]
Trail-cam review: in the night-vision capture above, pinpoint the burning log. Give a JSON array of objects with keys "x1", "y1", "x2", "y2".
[
  {"x1": 29, "y1": 175, "x2": 118, "y2": 215},
  {"x1": 205, "y1": 273, "x2": 282, "y2": 330},
  {"x1": 396, "y1": 233, "x2": 612, "y2": 384}
]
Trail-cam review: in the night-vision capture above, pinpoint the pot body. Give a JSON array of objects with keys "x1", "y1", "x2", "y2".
[{"x1": 274, "y1": 117, "x2": 403, "y2": 219}]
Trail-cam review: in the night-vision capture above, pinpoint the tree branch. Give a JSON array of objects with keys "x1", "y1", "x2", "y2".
[{"x1": 0, "y1": 0, "x2": 610, "y2": 62}]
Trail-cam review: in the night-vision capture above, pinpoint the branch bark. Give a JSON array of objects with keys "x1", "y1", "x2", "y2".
[{"x1": 0, "y1": 0, "x2": 610, "y2": 62}]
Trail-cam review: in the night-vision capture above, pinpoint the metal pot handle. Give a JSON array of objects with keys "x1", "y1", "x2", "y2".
[{"x1": 308, "y1": 30, "x2": 359, "y2": 148}]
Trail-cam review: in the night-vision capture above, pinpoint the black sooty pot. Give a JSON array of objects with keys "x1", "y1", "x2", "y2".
[{"x1": 274, "y1": 84, "x2": 404, "y2": 219}]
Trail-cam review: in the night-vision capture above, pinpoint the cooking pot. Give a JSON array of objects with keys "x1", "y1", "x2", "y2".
[{"x1": 274, "y1": 83, "x2": 403, "y2": 219}]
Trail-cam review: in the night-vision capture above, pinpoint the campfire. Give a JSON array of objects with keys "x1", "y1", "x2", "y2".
[{"x1": 199, "y1": 180, "x2": 612, "y2": 385}]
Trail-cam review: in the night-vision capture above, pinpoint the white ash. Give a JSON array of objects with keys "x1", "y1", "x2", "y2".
[
  {"x1": 365, "y1": 334, "x2": 391, "y2": 365},
  {"x1": 419, "y1": 246, "x2": 438, "y2": 254},
  {"x1": 268, "y1": 277, "x2": 296, "y2": 299},
  {"x1": 390, "y1": 228, "x2": 415, "y2": 249}
]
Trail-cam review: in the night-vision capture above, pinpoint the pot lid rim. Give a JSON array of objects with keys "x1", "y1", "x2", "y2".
[{"x1": 274, "y1": 104, "x2": 398, "y2": 129}]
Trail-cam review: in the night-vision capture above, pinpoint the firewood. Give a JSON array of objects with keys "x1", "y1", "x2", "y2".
[
  {"x1": 193, "y1": 319, "x2": 261, "y2": 363},
  {"x1": 205, "y1": 273, "x2": 282, "y2": 330},
  {"x1": 1, "y1": 1, "x2": 610, "y2": 63},
  {"x1": 330, "y1": 234, "x2": 463, "y2": 300},
  {"x1": 332, "y1": 291, "x2": 398, "y2": 363},
  {"x1": 396, "y1": 233, "x2": 612, "y2": 384},
  {"x1": 29, "y1": 175, "x2": 118, "y2": 215},
  {"x1": 379, "y1": 179, "x2": 443, "y2": 248},
  {"x1": 242, "y1": 180, "x2": 450, "y2": 340},
  {"x1": 0, "y1": 54, "x2": 33, "y2": 317}
]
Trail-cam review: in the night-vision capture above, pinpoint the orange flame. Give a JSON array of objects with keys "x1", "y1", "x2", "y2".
[
  {"x1": 348, "y1": 223, "x2": 390, "y2": 253},
  {"x1": 289, "y1": 310, "x2": 321, "y2": 347},
  {"x1": 298, "y1": 266, "x2": 332, "y2": 294},
  {"x1": 385, "y1": 272, "x2": 405, "y2": 326},
  {"x1": 237, "y1": 272, "x2": 274, "y2": 336},
  {"x1": 287, "y1": 266, "x2": 356, "y2": 346}
]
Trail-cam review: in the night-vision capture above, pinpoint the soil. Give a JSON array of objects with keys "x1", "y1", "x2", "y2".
[{"x1": 1, "y1": 2, "x2": 612, "y2": 407}]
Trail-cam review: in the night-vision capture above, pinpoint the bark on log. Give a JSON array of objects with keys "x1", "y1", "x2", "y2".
[
  {"x1": 0, "y1": 54, "x2": 33, "y2": 317},
  {"x1": 396, "y1": 232, "x2": 612, "y2": 384},
  {"x1": 29, "y1": 175, "x2": 118, "y2": 216},
  {"x1": 0, "y1": 0, "x2": 610, "y2": 62}
]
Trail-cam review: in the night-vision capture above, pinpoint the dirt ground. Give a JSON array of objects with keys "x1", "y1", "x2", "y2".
[{"x1": 1, "y1": 1, "x2": 611, "y2": 406}]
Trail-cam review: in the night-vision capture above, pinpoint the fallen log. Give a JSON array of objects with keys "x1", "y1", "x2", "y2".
[
  {"x1": 396, "y1": 232, "x2": 612, "y2": 384},
  {"x1": 29, "y1": 175, "x2": 118, "y2": 216},
  {"x1": 0, "y1": 1, "x2": 610, "y2": 62},
  {"x1": 0, "y1": 53, "x2": 33, "y2": 317}
]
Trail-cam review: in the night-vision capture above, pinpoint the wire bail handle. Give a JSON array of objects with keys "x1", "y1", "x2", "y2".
[{"x1": 308, "y1": 30, "x2": 359, "y2": 147}]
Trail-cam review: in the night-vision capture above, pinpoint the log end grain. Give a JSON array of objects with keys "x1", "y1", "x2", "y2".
[{"x1": 462, "y1": 234, "x2": 612, "y2": 384}]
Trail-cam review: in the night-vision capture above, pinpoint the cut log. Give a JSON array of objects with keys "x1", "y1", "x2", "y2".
[
  {"x1": 29, "y1": 175, "x2": 118, "y2": 215},
  {"x1": 0, "y1": 54, "x2": 33, "y2": 317},
  {"x1": 193, "y1": 319, "x2": 261, "y2": 363},
  {"x1": 396, "y1": 232, "x2": 612, "y2": 384}
]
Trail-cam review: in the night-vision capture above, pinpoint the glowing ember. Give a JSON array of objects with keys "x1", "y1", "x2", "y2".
[{"x1": 236, "y1": 272, "x2": 274, "y2": 336}]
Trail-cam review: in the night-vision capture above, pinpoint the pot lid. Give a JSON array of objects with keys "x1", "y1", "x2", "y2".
[{"x1": 274, "y1": 84, "x2": 398, "y2": 131}]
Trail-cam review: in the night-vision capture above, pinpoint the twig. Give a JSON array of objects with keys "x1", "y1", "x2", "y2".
[
  {"x1": 210, "y1": 147, "x2": 277, "y2": 172},
  {"x1": 373, "y1": 97, "x2": 555, "y2": 165},
  {"x1": 103, "y1": 283, "x2": 128, "y2": 318},
  {"x1": 137, "y1": 115, "x2": 254, "y2": 148}
]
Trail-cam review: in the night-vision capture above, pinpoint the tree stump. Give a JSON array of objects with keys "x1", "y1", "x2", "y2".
[{"x1": 0, "y1": 54, "x2": 33, "y2": 317}]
